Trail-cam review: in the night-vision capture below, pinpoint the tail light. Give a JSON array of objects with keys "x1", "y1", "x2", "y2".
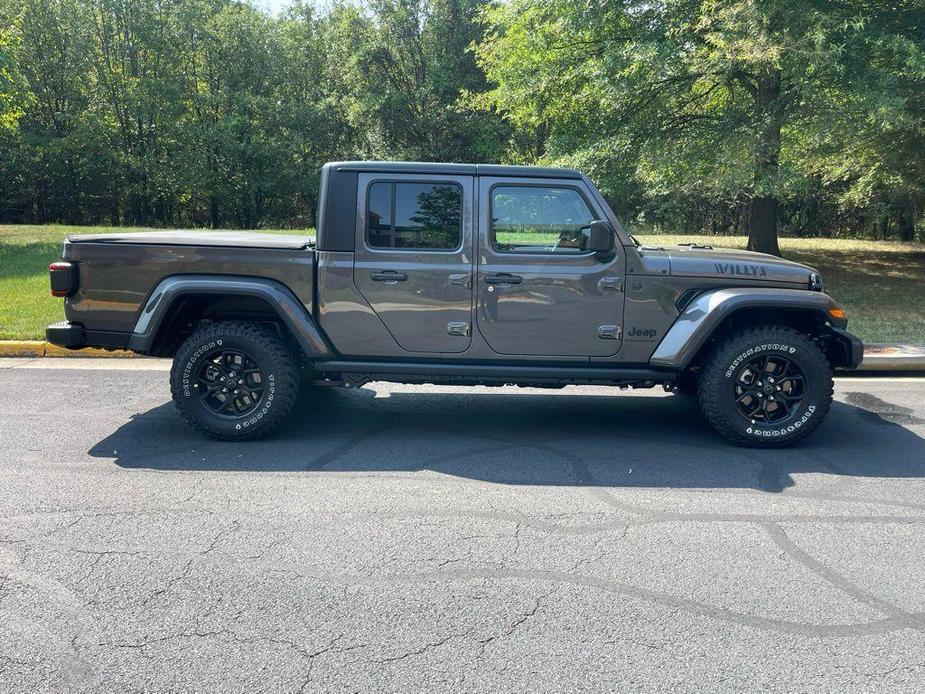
[{"x1": 49, "y1": 261, "x2": 78, "y2": 297}]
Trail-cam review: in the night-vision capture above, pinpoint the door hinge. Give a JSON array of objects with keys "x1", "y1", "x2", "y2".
[
  {"x1": 598, "y1": 277, "x2": 623, "y2": 292},
  {"x1": 447, "y1": 321, "x2": 471, "y2": 337},
  {"x1": 598, "y1": 324, "x2": 622, "y2": 340}
]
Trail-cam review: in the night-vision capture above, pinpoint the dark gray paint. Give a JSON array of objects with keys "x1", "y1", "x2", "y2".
[
  {"x1": 352, "y1": 172, "x2": 475, "y2": 354},
  {"x1": 129, "y1": 275, "x2": 333, "y2": 358},
  {"x1": 68, "y1": 230, "x2": 313, "y2": 249},
  {"x1": 62, "y1": 239, "x2": 314, "y2": 333},
  {"x1": 663, "y1": 245, "x2": 815, "y2": 286},
  {"x1": 474, "y1": 176, "x2": 626, "y2": 358},
  {"x1": 49, "y1": 160, "x2": 864, "y2": 383},
  {"x1": 316, "y1": 251, "x2": 600, "y2": 364},
  {"x1": 650, "y1": 288, "x2": 839, "y2": 368},
  {"x1": 316, "y1": 251, "x2": 411, "y2": 358}
]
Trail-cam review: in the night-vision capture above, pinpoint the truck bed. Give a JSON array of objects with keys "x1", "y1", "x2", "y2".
[
  {"x1": 68, "y1": 230, "x2": 314, "y2": 250},
  {"x1": 60, "y1": 232, "x2": 316, "y2": 337}
]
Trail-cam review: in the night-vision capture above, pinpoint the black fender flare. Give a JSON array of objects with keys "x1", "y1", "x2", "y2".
[
  {"x1": 128, "y1": 275, "x2": 334, "y2": 358},
  {"x1": 649, "y1": 288, "x2": 861, "y2": 369}
]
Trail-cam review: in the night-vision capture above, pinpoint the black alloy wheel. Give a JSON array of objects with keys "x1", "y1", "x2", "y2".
[
  {"x1": 732, "y1": 354, "x2": 805, "y2": 425},
  {"x1": 170, "y1": 321, "x2": 298, "y2": 440},
  {"x1": 697, "y1": 325, "x2": 834, "y2": 447},
  {"x1": 196, "y1": 349, "x2": 266, "y2": 417}
]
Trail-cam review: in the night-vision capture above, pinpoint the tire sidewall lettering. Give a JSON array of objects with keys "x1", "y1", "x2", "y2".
[
  {"x1": 182, "y1": 339, "x2": 222, "y2": 397},
  {"x1": 745, "y1": 404, "x2": 816, "y2": 438},
  {"x1": 725, "y1": 343, "x2": 797, "y2": 379},
  {"x1": 171, "y1": 324, "x2": 295, "y2": 440},
  {"x1": 725, "y1": 341, "x2": 819, "y2": 439},
  {"x1": 235, "y1": 374, "x2": 276, "y2": 430}
]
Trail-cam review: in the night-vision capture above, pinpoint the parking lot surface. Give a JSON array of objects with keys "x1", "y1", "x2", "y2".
[{"x1": 1, "y1": 360, "x2": 924, "y2": 693}]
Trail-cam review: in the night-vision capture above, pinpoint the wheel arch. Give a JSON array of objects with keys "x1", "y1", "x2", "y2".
[
  {"x1": 128, "y1": 275, "x2": 334, "y2": 359},
  {"x1": 650, "y1": 288, "x2": 859, "y2": 372}
]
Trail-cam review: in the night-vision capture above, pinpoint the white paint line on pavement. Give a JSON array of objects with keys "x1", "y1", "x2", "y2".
[{"x1": 834, "y1": 376, "x2": 925, "y2": 383}]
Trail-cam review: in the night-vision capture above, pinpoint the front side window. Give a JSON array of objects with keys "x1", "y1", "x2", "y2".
[
  {"x1": 491, "y1": 186, "x2": 596, "y2": 254},
  {"x1": 367, "y1": 181, "x2": 462, "y2": 250}
]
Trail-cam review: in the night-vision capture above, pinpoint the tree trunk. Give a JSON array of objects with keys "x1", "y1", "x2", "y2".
[
  {"x1": 898, "y1": 211, "x2": 915, "y2": 242},
  {"x1": 209, "y1": 196, "x2": 220, "y2": 228},
  {"x1": 747, "y1": 69, "x2": 784, "y2": 256},
  {"x1": 750, "y1": 196, "x2": 779, "y2": 254}
]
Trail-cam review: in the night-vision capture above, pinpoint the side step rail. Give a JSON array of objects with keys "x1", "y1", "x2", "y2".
[{"x1": 311, "y1": 360, "x2": 675, "y2": 387}]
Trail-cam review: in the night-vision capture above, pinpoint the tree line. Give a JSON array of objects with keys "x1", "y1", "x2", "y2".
[{"x1": 1, "y1": 0, "x2": 923, "y2": 253}]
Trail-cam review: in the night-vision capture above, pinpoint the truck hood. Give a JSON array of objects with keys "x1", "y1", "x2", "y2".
[{"x1": 640, "y1": 244, "x2": 818, "y2": 286}]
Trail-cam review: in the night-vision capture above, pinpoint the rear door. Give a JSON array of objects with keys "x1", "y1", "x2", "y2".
[
  {"x1": 353, "y1": 173, "x2": 475, "y2": 353},
  {"x1": 475, "y1": 177, "x2": 625, "y2": 357}
]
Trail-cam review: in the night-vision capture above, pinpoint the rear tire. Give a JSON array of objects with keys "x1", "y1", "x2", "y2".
[
  {"x1": 170, "y1": 321, "x2": 298, "y2": 441},
  {"x1": 697, "y1": 326, "x2": 833, "y2": 447}
]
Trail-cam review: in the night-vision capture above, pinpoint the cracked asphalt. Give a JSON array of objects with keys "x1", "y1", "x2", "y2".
[{"x1": 2, "y1": 359, "x2": 925, "y2": 692}]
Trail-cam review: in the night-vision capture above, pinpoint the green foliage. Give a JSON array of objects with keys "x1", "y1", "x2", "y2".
[
  {"x1": 325, "y1": 0, "x2": 508, "y2": 161},
  {"x1": 0, "y1": 25, "x2": 29, "y2": 130},
  {"x1": 0, "y1": 0, "x2": 504, "y2": 228},
  {"x1": 475, "y1": 0, "x2": 925, "y2": 245},
  {"x1": 0, "y1": 0, "x2": 922, "y2": 243}
]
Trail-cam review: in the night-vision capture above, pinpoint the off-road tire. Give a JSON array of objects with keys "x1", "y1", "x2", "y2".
[
  {"x1": 170, "y1": 321, "x2": 298, "y2": 441},
  {"x1": 698, "y1": 326, "x2": 833, "y2": 447}
]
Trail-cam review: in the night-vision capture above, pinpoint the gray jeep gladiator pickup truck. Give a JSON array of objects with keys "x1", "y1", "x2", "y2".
[{"x1": 46, "y1": 161, "x2": 863, "y2": 446}]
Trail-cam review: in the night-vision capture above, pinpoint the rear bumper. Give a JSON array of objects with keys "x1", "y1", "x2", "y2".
[
  {"x1": 46, "y1": 321, "x2": 85, "y2": 349},
  {"x1": 830, "y1": 326, "x2": 864, "y2": 370},
  {"x1": 46, "y1": 321, "x2": 130, "y2": 351}
]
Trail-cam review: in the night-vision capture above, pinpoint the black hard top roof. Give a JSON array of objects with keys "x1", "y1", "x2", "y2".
[{"x1": 327, "y1": 161, "x2": 583, "y2": 179}]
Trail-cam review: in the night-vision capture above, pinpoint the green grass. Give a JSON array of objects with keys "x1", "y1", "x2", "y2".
[
  {"x1": 495, "y1": 231, "x2": 562, "y2": 245},
  {"x1": 1, "y1": 224, "x2": 922, "y2": 343}
]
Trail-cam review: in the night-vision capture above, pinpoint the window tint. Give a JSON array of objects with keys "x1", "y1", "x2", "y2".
[
  {"x1": 491, "y1": 186, "x2": 596, "y2": 254},
  {"x1": 367, "y1": 181, "x2": 393, "y2": 248},
  {"x1": 367, "y1": 181, "x2": 462, "y2": 250}
]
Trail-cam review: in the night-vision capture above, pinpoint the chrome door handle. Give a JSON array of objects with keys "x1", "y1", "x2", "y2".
[{"x1": 370, "y1": 271, "x2": 408, "y2": 283}]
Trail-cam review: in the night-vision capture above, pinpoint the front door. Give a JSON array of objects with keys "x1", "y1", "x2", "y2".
[
  {"x1": 475, "y1": 177, "x2": 625, "y2": 357},
  {"x1": 353, "y1": 173, "x2": 475, "y2": 353}
]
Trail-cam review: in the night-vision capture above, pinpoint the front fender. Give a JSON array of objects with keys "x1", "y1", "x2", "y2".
[
  {"x1": 128, "y1": 275, "x2": 334, "y2": 358},
  {"x1": 649, "y1": 288, "x2": 844, "y2": 369}
]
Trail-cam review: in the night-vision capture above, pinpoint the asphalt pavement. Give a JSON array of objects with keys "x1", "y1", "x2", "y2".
[{"x1": 1, "y1": 359, "x2": 924, "y2": 693}]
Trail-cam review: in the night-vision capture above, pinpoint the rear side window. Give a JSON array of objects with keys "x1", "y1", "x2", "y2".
[
  {"x1": 491, "y1": 185, "x2": 596, "y2": 254},
  {"x1": 367, "y1": 181, "x2": 462, "y2": 250}
]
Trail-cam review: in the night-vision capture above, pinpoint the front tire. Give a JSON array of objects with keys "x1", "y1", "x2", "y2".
[
  {"x1": 170, "y1": 321, "x2": 298, "y2": 441},
  {"x1": 697, "y1": 326, "x2": 833, "y2": 447},
  {"x1": 671, "y1": 370, "x2": 699, "y2": 397}
]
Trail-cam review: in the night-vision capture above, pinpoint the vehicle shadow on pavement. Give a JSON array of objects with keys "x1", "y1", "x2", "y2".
[{"x1": 89, "y1": 386, "x2": 925, "y2": 492}]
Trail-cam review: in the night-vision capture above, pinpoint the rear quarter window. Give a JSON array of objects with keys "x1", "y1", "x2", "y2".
[{"x1": 367, "y1": 181, "x2": 462, "y2": 250}]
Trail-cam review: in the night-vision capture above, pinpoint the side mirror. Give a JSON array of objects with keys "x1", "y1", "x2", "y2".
[{"x1": 588, "y1": 220, "x2": 614, "y2": 254}]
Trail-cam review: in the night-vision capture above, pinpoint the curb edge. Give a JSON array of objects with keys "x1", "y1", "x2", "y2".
[{"x1": 0, "y1": 341, "x2": 135, "y2": 358}]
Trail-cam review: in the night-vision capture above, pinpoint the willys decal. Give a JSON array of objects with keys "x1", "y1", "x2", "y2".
[{"x1": 714, "y1": 263, "x2": 768, "y2": 277}]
